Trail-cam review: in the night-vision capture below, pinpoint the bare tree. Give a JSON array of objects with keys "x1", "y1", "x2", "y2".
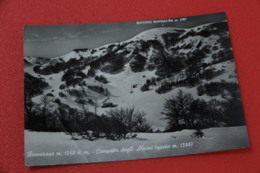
[
  {"x1": 106, "y1": 107, "x2": 152, "y2": 138},
  {"x1": 162, "y1": 90, "x2": 194, "y2": 131}
]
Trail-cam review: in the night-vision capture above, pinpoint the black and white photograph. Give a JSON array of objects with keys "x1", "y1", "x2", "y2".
[{"x1": 24, "y1": 12, "x2": 249, "y2": 166}]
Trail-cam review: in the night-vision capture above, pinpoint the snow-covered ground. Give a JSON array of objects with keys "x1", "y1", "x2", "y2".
[{"x1": 25, "y1": 126, "x2": 249, "y2": 166}]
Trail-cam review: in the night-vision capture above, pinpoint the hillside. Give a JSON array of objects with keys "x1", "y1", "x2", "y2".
[{"x1": 24, "y1": 21, "x2": 243, "y2": 131}]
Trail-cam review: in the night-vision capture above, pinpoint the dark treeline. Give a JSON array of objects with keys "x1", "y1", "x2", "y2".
[
  {"x1": 25, "y1": 95, "x2": 152, "y2": 140},
  {"x1": 162, "y1": 90, "x2": 245, "y2": 132},
  {"x1": 33, "y1": 56, "x2": 89, "y2": 75}
]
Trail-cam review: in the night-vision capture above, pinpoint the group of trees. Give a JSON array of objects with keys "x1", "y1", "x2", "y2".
[
  {"x1": 103, "y1": 107, "x2": 152, "y2": 139},
  {"x1": 25, "y1": 99, "x2": 152, "y2": 140},
  {"x1": 34, "y1": 57, "x2": 89, "y2": 75},
  {"x1": 73, "y1": 48, "x2": 89, "y2": 53},
  {"x1": 87, "y1": 85, "x2": 110, "y2": 96},
  {"x1": 95, "y1": 75, "x2": 109, "y2": 84},
  {"x1": 98, "y1": 54, "x2": 125, "y2": 73},
  {"x1": 106, "y1": 107, "x2": 152, "y2": 133},
  {"x1": 156, "y1": 56, "x2": 185, "y2": 77},
  {"x1": 197, "y1": 68, "x2": 225, "y2": 81},
  {"x1": 61, "y1": 68, "x2": 87, "y2": 87},
  {"x1": 71, "y1": 107, "x2": 152, "y2": 140},
  {"x1": 162, "y1": 90, "x2": 245, "y2": 132},
  {"x1": 130, "y1": 54, "x2": 147, "y2": 72},
  {"x1": 24, "y1": 73, "x2": 49, "y2": 131},
  {"x1": 24, "y1": 73, "x2": 49, "y2": 98},
  {"x1": 155, "y1": 80, "x2": 174, "y2": 94},
  {"x1": 87, "y1": 68, "x2": 96, "y2": 77},
  {"x1": 197, "y1": 81, "x2": 239, "y2": 97},
  {"x1": 140, "y1": 78, "x2": 157, "y2": 92},
  {"x1": 22, "y1": 97, "x2": 65, "y2": 132}
]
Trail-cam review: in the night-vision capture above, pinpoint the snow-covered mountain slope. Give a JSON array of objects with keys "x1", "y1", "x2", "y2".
[
  {"x1": 24, "y1": 56, "x2": 50, "y2": 66},
  {"x1": 24, "y1": 21, "x2": 240, "y2": 130},
  {"x1": 125, "y1": 27, "x2": 185, "y2": 43}
]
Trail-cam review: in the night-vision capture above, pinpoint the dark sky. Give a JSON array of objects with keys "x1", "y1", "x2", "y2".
[{"x1": 24, "y1": 12, "x2": 226, "y2": 58}]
